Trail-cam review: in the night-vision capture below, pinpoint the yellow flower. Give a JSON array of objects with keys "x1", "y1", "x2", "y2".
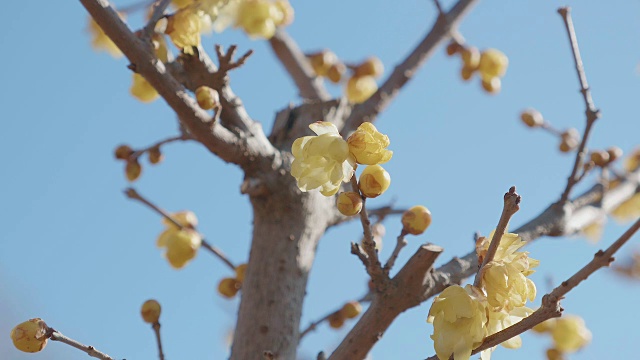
[
  {"x1": 624, "y1": 148, "x2": 640, "y2": 172},
  {"x1": 130, "y1": 73, "x2": 159, "y2": 103},
  {"x1": 478, "y1": 49, "x2": 508, "y2": 79},
  {"x1": 428, "y1": 285, "x2": 488, "y2": 360},
  {"x1": 291, "y1": 122, "x2": 355, "y2": 196},
  {"x1": 156, "y1": 212, "x2": 201, "y2": 269},
  {"x1": 347, "y1": 122, "x2": 392, "y2": 165},
  {"x1": 358, "y1": 164, "x2": 391, "y2": 198},
  {"x1": 551, "y1": 316, "x2": 591, "y2": 353},
  {"x1": 11, "y1": 318, "x2": 48, "y2": 353},
  {"x1": 161, "y1": 210, "x2": 198, "y2": 229},
  {"x1": 236, "y1": 0, "x2": 279, "y2": 39},
  {"x1": 166, "y1": 7, "x2": 202, "y2": 50},
  {"x1": 87, "y1": 16, "x2": 123, "y2": 58},
  {"x1": 611, "y1": 193, "x2": 640, "y2": 223}
]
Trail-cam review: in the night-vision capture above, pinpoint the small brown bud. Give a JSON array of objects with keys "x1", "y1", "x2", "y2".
[{"x1": 115, "y1": 144, "x2": 134, "y2": 160}]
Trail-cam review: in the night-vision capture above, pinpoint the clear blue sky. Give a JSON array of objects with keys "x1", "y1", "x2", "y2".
[{"x1": 1, "y1": 1, "x2": 639, "y2": 359}]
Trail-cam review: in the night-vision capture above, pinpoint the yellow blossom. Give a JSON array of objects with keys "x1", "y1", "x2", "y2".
[
  {"x1": 401, "y1": 205, "x2": 432, "y2": 235},
  {"x1": 336, "y1": 191, "x2": 363, "y2": 216},
  {"x1": 624, "y1": 148, "x2": 640, "y2": 172},
  {"x1": 130, "y1": 73, "x2": 159, "y2": 103},
  {"x1": 11, "y1": 319, "x2": 48, "y2": 353},
  {"x1": 87, "y1": 16, "x2": 122, "y2": 58},
  {"x1": 428, "y1": 285, "x2": 488, "y2": 360},
  {"x1": 291, "y1": 122, "x2": 355, "y2": 196},
  {"x1": 166, "y1": 6, "x2": 202, "y2": 50},
  {"x1": 347, "y1": 122, "x2": 393, "y2": 165},
  {"x1": 478, "y1": 49, "x2": 508, "y2": 79},
  {"x1": 236, "y1": 0, "x2": 279, "y2": 39},
  {"x1": 156, "y1": 212, "x2": 201, "y2": 269},
  {"x1": 483, "y1": 306, "x2": 533, "y2": 358},
  {"x1": 551, "y1": 316, "x2": 592, "y2": 353}
]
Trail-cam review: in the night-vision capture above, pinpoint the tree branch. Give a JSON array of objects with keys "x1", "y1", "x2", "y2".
[
  {"x1": 47, "y1": 327, "x2": 114, "y2": 360},
  {"x1": 269, "y1": 30, "x2": 331, "y2": 101},
  {"x1": 557, "y1": 6, "x2": 601, "y2": 204},
  {"x1": 340, "y1": 0, "x2": 479, "y2": 133},
  {"x1": 80, "y1": 0, "x2": 274, "y2": 168}
]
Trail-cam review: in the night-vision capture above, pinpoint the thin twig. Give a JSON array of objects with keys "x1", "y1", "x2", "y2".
[
  {"x1": 473, "y1": 186, "x2": 521, "y2": 287},
  {"x1": 152, "y1": 323, "x2": 165, "y2": 360},
  {"x1": 129, "y1": 133, "x2": 191, "y2": 160},
  {"x1": 383, "y1": 230, "x2": 408, "y2": 274},
  {"x1": 557, "y1": 7, "x2": 601, "y2": 204},
  {"x1": 124, "y1": 188, "x2": 236, "y2": 270},
  {"x1": 47, "y1": 328, "x2": 114, "y2": 360},
  {"x1": 540, "y1": 122, "x2": 564, "y2": 137},
  {"x1": 349, "y1": 176, "x2": 386, "y2": 285},
  {"x1": 143, "y1": 0, "x2": 172, "y2": 37},
  {"x1": 299, "y1": 293, "x2": 371, "y2": 340}
]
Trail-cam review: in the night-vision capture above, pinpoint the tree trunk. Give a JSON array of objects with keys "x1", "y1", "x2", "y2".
[{"x1": 230, "y1": 181, "x2": 334, "y2": 360}]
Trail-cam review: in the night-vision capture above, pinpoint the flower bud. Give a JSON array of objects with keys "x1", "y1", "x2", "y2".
[
  {"x1": 328, "y1": 312, "x2": 345, "y2": 329},
  {"x1": 401, "y1": 205, "x2": 432, "y2": 235},
  {"x1": 196, "y1": 86, "x2": 220, "y2": 110},
  {"x1": 358, "y1": 165, "x2": 390, "y2": 198},
  {"x1": 140, "y1": 299, "x2": 162, "y2": 323},
  {"x1": 478, "y1": 48, "x2": 508, "y2": 78},
  {"x1": 353, "y1": 57, "x2": 384, "y2": 78},
  {"x1": 345, "y1": 76, "x2": 377, "y2": 104},
  {"x1": 148, "y1": 146, "x2": 164, "y2": 165},
  {"x1": 336, "y1": 192, "x2": 363, "y2": 216},
  {"x1": 460, "y1": 66, "x2": 475, "y2": 81},
  {"x1": 218, "y1": 277, "x2": 241, "y2": 298},
  {"x1": 327, "y1": 62, "x2": 346, "y2": 84},
  {"x1": 115, "y1": 144, "x2": 134, "y2": 160},
  {"x1": 461, "y1": 47, "x2": 480, "y2": 69},
  {"x1": 546, "y1": 348, "x2": 565, "y2": 360},
  {"x1": 235, "y1": 263, "x2": 248, "y2": 283},
  {"x1": 520, "y1": 109, "x2": 544, "y2": 128},
  {"x1": 125, "y1": 159, "x2": 142, "y2": 182},
  {"x1": 340, "y1": 301, "x2": 362, "y2": 319},
  {"x1": 589, "y1": 150, "x2": 610, "y2": 167},
  {"x1": 481, "y1": 76, "x2": 501, "y2": 94},
  {"x1": 445, "y1": 41, "x2": 462, "y2": 56},
  {"x1": 308, "y1": 50, "x2": 337, "y2": 77},
  {"x1": 11, "y1": 318, "x2": 48, "y2": 353},
  {"x1": 607, "y1": 146, "x2": 623, "y2": 163}
]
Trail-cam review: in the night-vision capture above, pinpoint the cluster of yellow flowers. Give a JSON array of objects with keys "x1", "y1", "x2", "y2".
[
  {"x1": 156, "y1": 211, "x2": 202, "y2": 269},
  {"x1": 533, "y1": 315, "x2": 592, "y2": 359},
  {"x1": 447, "y1": 42, "x2": 508, "y2": 94},
  {"x1": 307, "y1": 50, "x2": 383, "y2": 104},
  {"x1": 235, "y1": 0, "x2": 294, "y2": 39},
  {"x1": 427, "y1": 232, "x2": 538, "y2": 360},
  {"x1": 218, "y1": 263, "x2": 248, "y2": 298},
  {"x1": 290, "y1": 121, "x2": 392, "y2": 202}
]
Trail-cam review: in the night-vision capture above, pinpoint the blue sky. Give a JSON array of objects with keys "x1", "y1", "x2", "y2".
[{"x1": 1, "y1": 1, "x2": 639, "y2": 359}]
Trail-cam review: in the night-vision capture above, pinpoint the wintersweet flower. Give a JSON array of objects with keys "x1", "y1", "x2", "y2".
[
  {"x1": 611, "y1": 193, "x2": 640, "y2": 223},
  {"x1": 551, "y1": 316, "x2": 592, "y2": 353},
  {"x1": 291, "y1": 122, "x2": 355, "y2": 196},
  {"x1": 481, "y1": 306, "x2": 533, "y2": 360},
  {"x1": 428, "y1": 285, "x2": 488, "y2": 360},
  {"x1": 358, "y1": 165, "x2": 391, "y2": 198},
  {"x1": 156, "y1": 211, "x2": 201, "y2": 269},
  {"x1": 347, "y1": 122, "x2": 393, "y2": 165},
  {"x1": 482, "y1": 260, "x2": 537, "y2": 311}
]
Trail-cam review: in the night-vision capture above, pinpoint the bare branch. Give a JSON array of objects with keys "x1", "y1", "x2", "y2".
[
  {"x1": 80, "y1": 0, "x2": 274, "y2": 168},
  {"x1": 124, "y1": 187, "x2": 236, "y2": 270},
  {"x1": 269, "y1": 30, "x2": 331, "y2": 101},
  {"x1": 341, "y1": 0, "x2": 479, "y2": 133},
  {"x1": 557, "y1": 6, "x2": 601, "y2": 203},
  {"x1": 349, "y1": 176, "x2": 386, "y2": 287},
  {"x1": 473, "y1": 186, "x2": 521, "y2": 287},
  {"x1": 46, "y1": 327, "x2": 114, "y2": 360},
  {"x1": 383, "y1": 230, "x2": 408, "y2": 274}
]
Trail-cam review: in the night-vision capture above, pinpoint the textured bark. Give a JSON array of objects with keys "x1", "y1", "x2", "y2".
[{"x1": 231, "y1": 175, "x2": 335, "y2": 360}]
